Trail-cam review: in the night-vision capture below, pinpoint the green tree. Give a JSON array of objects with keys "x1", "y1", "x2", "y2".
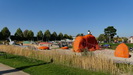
[
  {"x1": 1, "y1": 27, "x2": 11, "y2": 39},
  {"x1": 116, "y1": 37, "x2": 128, "y2": 43},
  {"x1": 122, "y1": 37, "x2": 128, "y2": 43},
  {"x1": 63, "y1": 34, "x2": 69, "y2": 39},
  {"x1": 37, "y1": 30, "x2": 43, "y2": 41},
  {"x1": 14, "y1": 28, "x2": 23, "y2": 40},
  {"x1": 76, "y1": 34, "x2": 81, "y2": 37},
  {"x1": 97, "y1": 34, "x2": 105, "y2": 42},
  {"x1": 58, "y1": 32, "x2": 63, "y2": 40},
  {"x1": 68, "y1": 35, "x2": 73, "y2": 40},
  {"x1": 23, "y1": 30, "x2": 29, "y2": 40},
  {"x1": 104, "y1": 26, "x2": 117, "y2": 42},
  {"x1": 27, "y1": 30, "x2": 34, "y2": 40},
  {"x1": 80, "y1": 33, "x2": 84, "y2": 36},
  {"x1": 113, "y1": 36, "x2": 119, "y2": 43},
  {"x1": 44, "y1": 30, "x2": 51, "y2": 41},
  {"x1": 76, "y1": 33, "x2": 84, "y2": 37},
  {"x1": 0, "y1": 32, "x2": 2, "y2": 40},
  {"x1": 51, "y1": 31, "x2": 57, "y2": 41}
]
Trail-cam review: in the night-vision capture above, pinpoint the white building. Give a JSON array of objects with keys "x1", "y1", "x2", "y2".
[{"x1": 128, "y1": 36, "x2": 133, "y2": 43}]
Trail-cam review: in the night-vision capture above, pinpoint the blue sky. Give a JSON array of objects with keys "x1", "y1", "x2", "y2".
[{"x1": 0, "y1": 0, "x2": 133, "y2": 37}]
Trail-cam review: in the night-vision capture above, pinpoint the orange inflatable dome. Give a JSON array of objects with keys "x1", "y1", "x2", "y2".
[
  {"x1": 114, "y1": 43, "x2": 130, "y2": 58},
  {"x1": 38, "y1": 46, "x2": 49, "y2": 50},
  {"x1": 73, "y1": 34, "x2": 99, "y2": 52},
  {"x1": 61, "y1": 47, "x2": 69, "y2": 49}
]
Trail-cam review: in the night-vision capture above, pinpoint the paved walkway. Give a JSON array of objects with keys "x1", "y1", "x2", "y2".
[{"x1": 0, "y1": 63, "x2": 29, "y2": 75}]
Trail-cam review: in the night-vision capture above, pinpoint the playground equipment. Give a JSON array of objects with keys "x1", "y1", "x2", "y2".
[
  {"x1": 73, "y1": 36, "x2": 86, "y2": 52},
  {"x1": 22, "y1": 41, "x2": 36, "y2": 46},
  {"x1": 58, "y1": 41, "x2": 68, "y2": 48},
  {"x1": 38, "y1": 46, "x2": 49, "y2": 50},
  {"x1": 8, "y1": 37, "x2": 15, "y2": 45},
  {"x1": 73, "y1": 30, "x2": 99, "y2": 52},
  {"x1": 83, "y1": 34, "x2": 99, "y2": 51},
  {"x1": 61, "y1": 47, "x2": 69, "y2": 49},
  {"x1": 57, "y1": 39, "x2": 73, "y2": 50},
  {"x1": 37, "y1": 42, "x2": 52, "y2": 50},
  {"x1": 39, "y1": 42, "x2": 52, "y2": 47},
  {"x1": 114, "y1": 43, "x2": 130, "y2": 58}
]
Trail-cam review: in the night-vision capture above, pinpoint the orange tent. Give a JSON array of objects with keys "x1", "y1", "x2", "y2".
[
  {"x1": 73, "y1": 34, "x2": 99, "y2": 52},
  {"x1": 114, "y1": 43, "x2": 130, "y2": 58},
  {"x1": 73, "y1": 36, "x2": 86, "y2": 52}
]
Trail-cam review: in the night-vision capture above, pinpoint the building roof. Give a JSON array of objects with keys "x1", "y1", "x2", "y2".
[{"x1": 130, "y1": 36, "x2": 133, "y2": 38}]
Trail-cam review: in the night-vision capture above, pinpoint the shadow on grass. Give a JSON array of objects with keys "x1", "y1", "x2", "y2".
[{"x1": 0, "y1": 60, "x2": 53, "y2": 74}]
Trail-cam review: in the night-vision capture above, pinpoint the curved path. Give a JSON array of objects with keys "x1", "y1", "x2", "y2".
[{"x1": 0, "y1": 63, "x2": 29, "y2": 75}]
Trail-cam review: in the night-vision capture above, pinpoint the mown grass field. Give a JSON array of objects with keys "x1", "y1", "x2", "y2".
[{"x1": 0, "y1": 52, "x2": 109, "y2": 75}]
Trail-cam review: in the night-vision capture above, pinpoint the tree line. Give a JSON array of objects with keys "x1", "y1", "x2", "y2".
[
  {"x1": 75, "y1": 26, "x2": 128, "y2": 43},
  {"x1": 0, "y1": 27, "x2": 73, "y2": 41},
  {"x1": 97, "y1": 26, "x2": 128, "y2": 43}
]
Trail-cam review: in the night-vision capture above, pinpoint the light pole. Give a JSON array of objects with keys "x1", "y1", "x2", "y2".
[
  {"x1": 108, "y1": 33, "x2": 111, "y2": 43},
  {"x1": 109, "y1": 34, "x2": 111, "y2": 43}
]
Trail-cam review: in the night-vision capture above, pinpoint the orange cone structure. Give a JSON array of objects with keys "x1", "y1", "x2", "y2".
[
  {"x1": 73, "y1": 34, "x2": 99, "y2": 52},
  {"x1": 114, "y1": 43, "x2": 130, "y2": 58}
]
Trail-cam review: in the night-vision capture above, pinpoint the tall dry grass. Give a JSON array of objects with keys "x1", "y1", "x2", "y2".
[{"x1": 0, "y1": 45, "x2": 132, "y2": 75}]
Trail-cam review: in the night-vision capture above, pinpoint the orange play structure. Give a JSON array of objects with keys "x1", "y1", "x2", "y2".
[
  {"x1": 38, "y1": 46, "x2": 49, "y2": 50},
  {"x1": 61, "y1": 47, "x2": 69, "y2": 49},
  {"x1": 73, "y1": 34, "x2": 99, "y2": 52},
  {"x1": 114, "y1": 43, "x2": 130, "y2": 58}
]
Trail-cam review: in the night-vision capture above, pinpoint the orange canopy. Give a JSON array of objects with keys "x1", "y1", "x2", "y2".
[
  {"x1": 73, "y1": 34, "x2": 99, "y2": 52},
  {"x1": 114, "y1": 43, "x2": 130, "y2": 58}
]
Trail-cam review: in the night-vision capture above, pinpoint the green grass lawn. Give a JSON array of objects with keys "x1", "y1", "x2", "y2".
[
  {"x1": 0, "y1": 52, "x2": 109, "y2": 75},
  {"x1": 100, "y1": 43, "x2": 133, "y2": 50}
]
